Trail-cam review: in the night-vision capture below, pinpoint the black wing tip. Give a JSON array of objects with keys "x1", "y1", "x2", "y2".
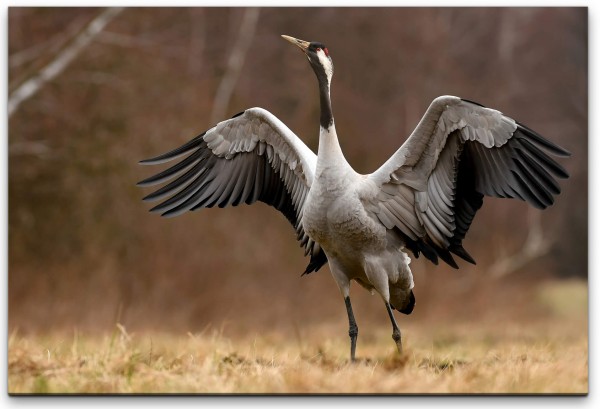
[
  {"x1": 137, "y1": 177, "x2": 161, "y2": 188},
  {"x1": 449, "y1": 245, "x2": 476, "y2": 265},
  {"x1": 301, "y1": 261, "x2": 324, "y2": 276},
  {"x1": 138, "y1": 153, "x2": 187, "y2": 166},
  {"x1": 440, "y1": 251, "x2": 459, "y2": 269},
  {"x1": 160, "y1": 208, "x2": 185, "y2": 218},
  {"x1": 231, "y1": 110, "x2": 245, "y2": 119},
  {"x1": 423, "y1": 237, "x2": 460, "y2": 269},
  {"x1": 515, "y1": 121, "x2": 572, "y2": 158},
  {"x1": 553, "y1": 147, "x2": 572, "y2": 158},
  {"x1": 139, "y1": 158, "x2": 162, "y2": 165},
  {"x1": 143, "y1": 188, "x2": 174, "y2": 202},
  {"x1": 301, "y1": 250, "x2": 328, "y2": 276},
  {"x1": 509, "y1": 170, "x2": 551, "y2": 209},
  {"x1": 138, "y1": 131, "x2": 208, "y2": 166},
  {"x1": 461, "y1": 98, "x2": 486, "y2": 108}
]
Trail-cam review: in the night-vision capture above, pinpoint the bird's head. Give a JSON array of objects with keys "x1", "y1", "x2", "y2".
[{"x1": 281, "y1": 35, "x2": 333, "y2": 86}]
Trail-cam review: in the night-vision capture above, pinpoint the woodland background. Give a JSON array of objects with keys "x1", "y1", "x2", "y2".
[{"x1": 8, "y1": 7, "x2": 586, "y2": 337}]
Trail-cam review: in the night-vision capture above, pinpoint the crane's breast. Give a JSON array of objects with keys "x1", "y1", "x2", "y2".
[{"x1": 303, "y1": 181, "x2": 386, "y2": 255}]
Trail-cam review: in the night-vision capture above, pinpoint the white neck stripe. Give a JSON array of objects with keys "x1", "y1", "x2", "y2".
[{"x1": 316, "y1": 50, "x2": 333, "y2": 84}]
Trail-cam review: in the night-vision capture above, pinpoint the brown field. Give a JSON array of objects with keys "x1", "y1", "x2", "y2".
[{"x1": 8, "y1": 281, "x2": 588, "y2": 395}]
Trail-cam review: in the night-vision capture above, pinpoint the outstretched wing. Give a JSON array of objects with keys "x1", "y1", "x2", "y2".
[
  {"x1": 138, "y1": 107, "x2": 327, "y2": 275},
  {"x1": 366, "y1": 96, "x2": 570, "y2": 268}
]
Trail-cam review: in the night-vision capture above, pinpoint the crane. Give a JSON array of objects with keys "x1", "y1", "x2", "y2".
[{"x1": 138, "y1": 35, "x2": 570, "y2": 361}]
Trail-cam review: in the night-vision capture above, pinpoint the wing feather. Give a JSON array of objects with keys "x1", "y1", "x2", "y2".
[
  {"x1": 138, "y1": 108, "x2": 326, "y2": 274},
  {"x1": 140, "y1": 133, "x2": 205, "y2": 165},
  {"x1": 365, "y1": 96, "x2": 569, "y2": 268}
]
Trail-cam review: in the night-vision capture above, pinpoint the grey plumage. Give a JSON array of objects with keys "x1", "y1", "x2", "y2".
[
  {"x1": 139, "y1": 108, "x2": 326, "y2": 275},
  {"x1": 365, "y1": 96, "x2": 569, "y2": 269}
]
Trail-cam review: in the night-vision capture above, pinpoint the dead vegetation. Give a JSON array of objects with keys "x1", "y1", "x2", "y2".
[{"x1": 8, "y1": 281, "x2": 588, "y2": 394}]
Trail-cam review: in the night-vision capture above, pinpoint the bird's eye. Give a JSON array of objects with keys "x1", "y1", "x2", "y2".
[{"x1": 316, "y1": 47, "x2": 321, "y2": 52}]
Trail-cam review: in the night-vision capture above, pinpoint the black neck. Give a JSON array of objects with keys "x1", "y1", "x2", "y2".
[
  {"x1": 312, "y1": 64, "x2": 333, "y2": 129},
  {"x1": 319, "y1": 81, "x2": 333, "y2": 129}
]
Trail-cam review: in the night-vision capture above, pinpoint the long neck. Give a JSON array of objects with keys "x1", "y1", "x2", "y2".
[
  {"x1": 318, "y1": 74, "x2": 333, "y2": 129},
  {"x1": 315, "y1": 73, "x2": 352, "y2": 175}
]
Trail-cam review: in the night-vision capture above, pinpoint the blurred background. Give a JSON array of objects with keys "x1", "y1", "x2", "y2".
[{"x1": 8, "y1": 7, "x2": 587, "y2": 337}]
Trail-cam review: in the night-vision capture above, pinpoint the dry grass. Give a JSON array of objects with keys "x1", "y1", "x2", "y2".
[{"x1": 8, "y1": 281, "x2": 588, "y2": 395}]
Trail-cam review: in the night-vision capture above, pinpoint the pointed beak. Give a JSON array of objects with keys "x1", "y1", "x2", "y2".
[{"x1": 281, "y1": 35, "x2": 310, "y2": 53}]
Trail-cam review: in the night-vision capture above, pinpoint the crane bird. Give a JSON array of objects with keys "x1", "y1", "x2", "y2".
[{"x1": 138, "y1": 35, "x2": 570, "y2": 361}]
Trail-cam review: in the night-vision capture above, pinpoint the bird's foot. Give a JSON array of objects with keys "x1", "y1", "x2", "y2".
[
  {"x1": 392, "y1": 329, "x2": 403, "y2": 355},
  {"x1": 349, "y1": 357, "x2": 373, "y2": 365},
  {"x1": 395, "y1": 340, "x2": 403, "y2": 355}
]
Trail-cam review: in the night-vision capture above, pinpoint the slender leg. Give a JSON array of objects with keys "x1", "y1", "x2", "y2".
[
  {"x1": 385, "y1": 302, "x2": 402, "y2": 354},
  {"x1": 344, "y1": 296, "x2": 359, "y2": 362}
]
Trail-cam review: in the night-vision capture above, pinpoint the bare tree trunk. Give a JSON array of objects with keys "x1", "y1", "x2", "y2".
[
  {"x1": 210, "y1": 8, "x2": 260, "y2": 124},
  {"x1": 187, "y1": 9, "x2": 206, "y2": 78},
  {"x1": 9, "y1": 15, "x2": 90, "y2": 71},
  {"x1": 489, "y1": 209, "x2": 553, "y2": 278},
  {"x1": 8, "y1": 7, "x2": 124, "y2": 118}
]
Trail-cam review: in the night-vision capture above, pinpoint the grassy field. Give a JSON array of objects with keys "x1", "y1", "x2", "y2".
[{"x1": 8, "y1": 281, "x2": 588, "y2": 394}]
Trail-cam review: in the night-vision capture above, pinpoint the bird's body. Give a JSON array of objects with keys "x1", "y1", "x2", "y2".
[
  {"x1": 303, "y1": 126, "x2": 414, "y2": 310},
  {"x1": 139, "y1": 35, "x2": 569, "y2": 360}
]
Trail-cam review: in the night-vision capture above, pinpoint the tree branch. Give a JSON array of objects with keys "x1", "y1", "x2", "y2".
[
  {"x1": 9, "y1": 14, "x2": 90, "y2": 73},
  {"x1": 8, "y1": 7, "x2": 124, "y2": 118},
  {"x1": 210, "y1": 8, "x2": 260, "y2": 124},
  {"x1": 489, "y1": 209, "x2": 553, "y2": 278}
]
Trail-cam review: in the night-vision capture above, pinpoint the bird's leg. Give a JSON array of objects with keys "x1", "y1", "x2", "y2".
[
  {"x1": 344, "y1": 296, "x2": 358, "y2": 362},
  {"x1": 385, "y1": 302, "x2": 402, "y2": 355}
]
